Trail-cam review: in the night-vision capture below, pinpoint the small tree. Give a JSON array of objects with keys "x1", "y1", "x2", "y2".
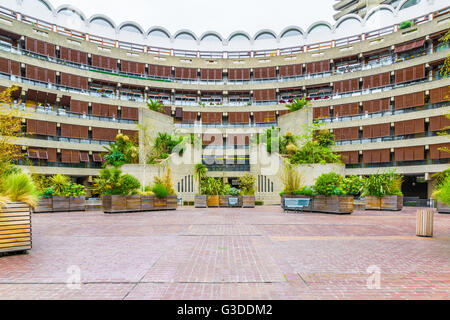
[{"x1": 0, "y1": 86, "x2": 25, "y2": 175}]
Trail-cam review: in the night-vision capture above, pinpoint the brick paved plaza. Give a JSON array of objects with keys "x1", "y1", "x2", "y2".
[{"x1": 0, "y1": 207, "x2": 449, "y2": 300}]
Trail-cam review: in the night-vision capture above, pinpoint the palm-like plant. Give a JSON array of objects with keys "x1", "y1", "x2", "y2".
[
  {"x1": 49, "y1": 174, "x2": 71, "y2": 196},
  {"x1": 1, "y1": 172, "x2": 39, "y2": 208},
  {"x1": 285, "y1": 97, "x2": 311, "y2": 112},
  {"x1": 194, "y1": 163, "x2": 208, "y2": 193},
  {"x1": 147, "y1": 99, "x2": 164, "y2": 112}
]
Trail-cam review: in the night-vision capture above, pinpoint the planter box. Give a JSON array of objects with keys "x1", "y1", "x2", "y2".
[
  {"x1": 126, "y1": 195, "x2": 141, "y2": 212},
  {"x1": 33, "y1": 198, "x2": 52, "y2": 213},
  {"x1": 52, "y1": 196, "x2": 70, "y2": 212},
  {"x1": 219, "y1": 195, "x2": 230, "y2": 208},
  {"x1": 141, "y1": 195, "x2": 156, "y2": 211},
  {"x1": 102, "y1": 195, "x2": 127, "y2": 214},
  {"x1": 207, "y1": 195, "x2": 220, "y2": 207},
  {"x1": 242, "y1": 195, "x2": 256, "y2": 208},
  {"x1": 165, "y1": 195, "x2": 178, "y2": 210},
  {"x1": 0, "y1": 202, "x2": 32, "y2": 255},
  {"x1": 154, "y1": 197, "x2": 167, "y2": 209},
  {"x1": 69, "y1": 197, "x2": 86, "y2": 212},
  {"x1": 381, "y1": 196, "x2": 403, "y2": 211},
  {"x1": 366, "y1": 195, "x2": 403, "y2": 211},
  {"x1": 194, "y1": 195, "x2": 207, "y2": 208},
  {"x1": 281, "y1": 195, "x2": 313, "y2": 210},
  {"x1": 437, "y1": 202, "x2": 450, "y2": 214},
  {"x1": 313, "y1": 196, "x2": 353, "y2": 214}
]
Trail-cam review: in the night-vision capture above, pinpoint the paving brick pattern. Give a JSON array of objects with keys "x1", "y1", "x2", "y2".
[{"x1": 0, "y1": 207, "x2": 448, "y2": 300}]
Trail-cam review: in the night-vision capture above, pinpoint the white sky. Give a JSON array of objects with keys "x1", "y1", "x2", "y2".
[{"x1": 49, "y1": 0, "x2": 337, "y2": 36}]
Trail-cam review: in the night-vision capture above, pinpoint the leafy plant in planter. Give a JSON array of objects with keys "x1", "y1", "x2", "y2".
[
  {"x1": 63, "y1": 184, "x2": 87, "y2": 198},
  {"x1": 152, "y1": 184, "x2": 169, "y2": 199},
  {"x1": 285, "y1": 97, "x2": 311, "y2": 112},
  {"x1": 399, "y1": 20, "x2": 412, "y2": 30},
  {"x1": 362, "y1": 171, "x2": 403, "y2": 211},
  {"x1": 312, "y1": 172, "x2": 354, "y2": 214},
  {"x1": 315, "y1": 172, "x2": 347, "y2": 196},
  {"x1": 343, "y1": 175, "x2": 364, "y2": 197},
  {"x1": 92, "y1": 167, "x2": 141, "y2": 196},
  {"x1": 147, "y1": 133, "x2": 185, "y2": 164},
  {"x1": 103, "y1": 133, "x2": 139, "y2": 167},
  {"x1": 0, "y1": 172, "x2": 39, "y2": 208},
  {"x1": 153, "y1": 165, "x2": 176, "y2": 196},
  {"x1": 432, "y1": 169, "x2": 450, "y2": 212},
  {"x1": 280, "y1": 161, "x2": 302, "y2": 195},
  {"x1": 49, "y1": 174, "x2": 71, "y2": 196},
  {"x1": 194, "y1": 163, "x2": 208, "y2": 193},
  {"x1": 238, "y1": 174, "x2": 256, "y2": 196}
]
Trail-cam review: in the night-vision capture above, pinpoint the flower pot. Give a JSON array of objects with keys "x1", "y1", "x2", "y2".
[
  {"x1": 33, "y1": 198, "x2": 53, "y2": 213},
  {"x1": 219, "y1": 195, "x2": 230, "y2": 207},
  {"x1": 381, "y1": 196, "x2": 403, "y2": 211},
  {"x1": 242, "y1": 195, "x2": 256, "y2": 208},
  {"x1": 313, "y1": 196, "x2": 353, "y2": 214},
  {"x1": 365, "y1": 196, "x2": 381, "y2": 210},
  {"x1": 194, "y1": 195, "x2": 207, "y2": 208},
  {"x1": 207, "y1": 195, "x2": 220, "y2": 207},
  {"x1": 52, "y1": 196, "x2": 70, "y2": 212},
  {"x1": 141, "y1": 195, "x2": 156, "y2": 211},
  {"x1": 437, "y1": 201, "x2": 450, "y2": 214},
  {"x1": 0, "y1": 202, "x2": 32, "y2": 255},
  {"x1": 69, "y1": 196, "x2": 86, "y2": 212},
  {"x1": 102, "y1": 195, "x2": 127, "y2": 214}
]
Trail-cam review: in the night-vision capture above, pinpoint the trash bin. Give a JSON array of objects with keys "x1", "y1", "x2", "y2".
[{"x1": 416, "y1": 209, "x2": 434, "y2": 237}]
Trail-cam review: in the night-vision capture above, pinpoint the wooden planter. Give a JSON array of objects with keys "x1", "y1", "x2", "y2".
[
  {"x1": 141, "y1": 195, "x2": 156, "y2": 211},
  {"x1": 102, "y1": 195, "x2": 127, "y2": 214},
  {"x1": 154, "y1": 196, "x2": 167, "y2": 209},
  {"x1": 126, "y1": 195, "x2": 141, "y2": 212},
  {"x1": 207, "y1": 195, "x2": 220, "y2": 207},
  {"x1": 52, "y1": 196, "x2": 70, "y2": 212},
  {"x1": 69, "y1": 197, "x2": 86, "y2": 212},
  {"x1": 381, "y1": 196, "x2": 403, "y2": 211},
  {"x1": 366, "y1": 195, "x2": 403, "y2": 211},
  {"x1": 242, "y1": 195, "x2": 256, "y2": 208},
  {"x1": 437, "y1": 202, "x2": 450, "y2": 214},
  {"x1": 219, "y1": 195, "x2": 230, "y2": 207},
  {"x1": 313, "y1": 196, "x2": 353, "y2": 214},
  {"x1": 194, "y1": 195, "x2": 207, "y2": 208},
  {"x1": 166, "y1": 195, "x2": 178, "y2": 210},
  {"x1": 0, "y1": 202, "x2": 32, "y2": 255},
  {"x1": 33, "y1": 198, "x2": 53, "y2": 213}
]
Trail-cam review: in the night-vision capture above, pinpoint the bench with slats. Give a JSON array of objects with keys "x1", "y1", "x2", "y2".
[{"x1": 284, "y1": 198, "x2": 312, "y2": 214}]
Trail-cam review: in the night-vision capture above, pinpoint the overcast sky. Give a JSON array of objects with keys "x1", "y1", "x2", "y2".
[{"x1": 49, "y1": 0, "x2": 337, "y2": 36}]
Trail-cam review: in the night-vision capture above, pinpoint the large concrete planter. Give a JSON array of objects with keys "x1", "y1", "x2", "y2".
[
  {"x1": 33, "y1": 198, "x2": 53, "y2": 213},
  {"x1": 69, "y1": 196, "x2": 86, "y2": 212},
  {"x1": 313, "y1": 196, "x2": 353, "y2": 214},
  {"x1": 437, "y1": 202, "x2": 450, "y2": 214},
  {"x1": 207, "y1": 195, "x2": 220, "y2": 207},
  {"x1": 52, "y1": 196, "x2": 70, "y2": 212},
  {"x1": 366, "y1": 195, "x2": 403, "y2": 211},
  {"x1": 0, "y1": 202, "x2": 32, "y2": 255},
  {"x1": 194, "y1": 195, "x2": 207, "y2": 208},
  {"x1": 242, "y1": 195, "x2": 256, "y2": 208}
]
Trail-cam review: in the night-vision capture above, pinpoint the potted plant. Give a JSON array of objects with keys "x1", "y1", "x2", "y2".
[
  {"x1": 313, "y1": 173, "x2": 354, "y2": 214},
  {"x1": 152, "y1": 183, "x2": 169, "y2": 209},
  {"x1": 152, "y1": 165, "x2": 177, "y2": 210},
  {"x1": 194, "y1": 164, "x2": 208, "y2": 208},
  {"x1": 64, "y1": 183, "x2": 87, "y2": 212},
  {"x1": 140, "y1": 187, "x2": 156, "y2": 211},
  {"x1": 362, "y1": 171, "x2": 403, "y2": 211},
  {"x1": 220, "y1": 185, "x2": 240, "y2": 208},
  {"x1": 93, "y1": 168, "x2": 141, "y2": 214},
  {"x1": 279, "y1": 162, "x2": 303, "y2": 208},
  {"x1": 0, "y1": 172, "x2": 38, "y2": 255},
  {"x1": 34, "y1": 187, "x2": 55, "y2": 213},
  {"x1": 433, "y1": 169, "x2": 450, "y2": 214},
  {"x1": 50, "y1": 174, "x2": 72, "y2": 212},
  {"x1": 238, "y1": 174, "x2": 256, "y2": 208},
  {"x1": 202, "y1": 177, "x2": 224, "y2": 207}
]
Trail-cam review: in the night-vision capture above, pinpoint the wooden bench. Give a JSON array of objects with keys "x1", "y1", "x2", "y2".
[{"x1": 284, "y1": 198, "x2": 312, "y2": 214}]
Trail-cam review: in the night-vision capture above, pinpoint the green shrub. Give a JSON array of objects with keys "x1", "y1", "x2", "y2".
[
  {"x1": 1, "y1": 172, "x2": 39, "y2": 208},
  {"x1": 92, "y1": 168, "x2": 141, "y2": 196},
  {"x1": 152, "y1": 184, "x2": 169, "y2": 198},
  {"x1": 362, "y1": 171, "x2": 403, "y2": 198},
  {"x1": 315, "y1": 173, "x2": 347, "y2": 196},
  {"x1": 49, "y1": 174, "x2": 71, "y2": 196},
  {"x1": 63, "y1": 184, "x2": 87, "y2": 198},
  {"x1": 343, "y1": 175, "x2": 364, "y2": 196},
  {"x1": 433, "y1": 174, "x2": 450, "y2": 204},
  {"x1": 399, "y1": 21, "x2": 412, "y2": 30},
  {"x1": 285, "y1": 97, "x2": 311, "y2": 112},
  {"x1": 238, "y1": 174, "x2": 256, "y2": 196},
  {"x1": 40, "y1": 187, "x2": 56, "y2": 199}
]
